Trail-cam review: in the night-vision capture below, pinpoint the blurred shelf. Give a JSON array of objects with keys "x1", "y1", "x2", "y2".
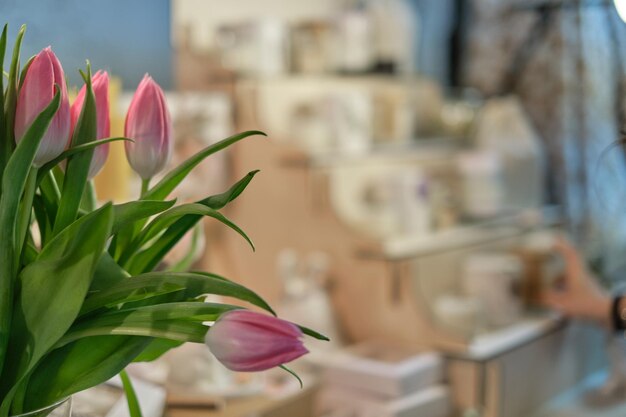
[
  {"x1": 452, "y1": 314, "x2": 565, "y2": 362},
  {"x1": 279, "y1": 139, "x2": 464, "y2": 169},
  {"x1": 439, "y1": 314, "x2": 565, "y2": 362},
  {"x1": 358, "y1": 206, "x2": 562, "y2": 261}
]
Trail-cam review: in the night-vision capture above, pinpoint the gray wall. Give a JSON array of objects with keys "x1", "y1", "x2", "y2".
[{"x1": 0, "y1": 0, "x2": 172, "y2": 89}]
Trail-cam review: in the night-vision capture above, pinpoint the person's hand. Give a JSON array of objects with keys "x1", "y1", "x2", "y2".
[{"x1": 540, "y1": 238, "x2": 611, "y2": 326}]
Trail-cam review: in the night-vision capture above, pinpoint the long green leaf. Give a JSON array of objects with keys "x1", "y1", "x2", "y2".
[
  {"x1": 111, "y1": 199, "x2": 176, "y2": 235},
  {"x1": 0, "y1": 24, "x2": 8, "y2": 182},
  {"x1": 0, "y1": 204, "x2": 113, "y2": 401},
  {"x1": 143, "y1": 131, "x2": 265, "y2": 201},
  {"x1": 53, "y1": 64, "x2": 97, "y2": 235},
  {"x1": 124, "y1": 170, "x2": 259, "y2": 273},
  {"x1": 132, "y1": 339, "x2": 183, "y2": 363},
  {"x1": 122, "y1": 204, "x2": 254, "y2": 271},
  {"x1": 88, "y1": 252, "x2": 130, "y2": 293},
  {"x1": 37, "y1": 137, "x2": 132, "y2": 182},
  {"x1": 120, "y1": 370, "x2": 143, "y2": 417},
  {"x1": 80, "y1": 271, "x2": 275, "y2": 316},
  {"x1": 1, "y1": 24, "x2": 25, "y2": 186},
  {"x1": 58, "y1": 321, "x2": 208, "y2": 347},
  {"x1": 25, "y1": 336, "x2": 151, "y2": 410},
  {"x1": 0, "y1": 89, "x2": 61, "y2": 380}
]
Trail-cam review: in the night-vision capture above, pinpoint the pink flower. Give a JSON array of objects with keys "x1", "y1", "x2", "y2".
[
  {"x1": 71, "y1": 70, "x2": 110, "y2": 179},
  {"x1": 124, "y1": 74, "x2": 172, "y2": 180},
  {"x1": 206, "y1": 310, "x2": 309, "y2": 372},
  {"x1": 15, "y1": 46, "x2": 71, "y2": 166}
]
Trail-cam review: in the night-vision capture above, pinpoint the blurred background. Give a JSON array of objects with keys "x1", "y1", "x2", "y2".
[{"x1": 5, "y1": 0, "x2": 626, "y2": 416}]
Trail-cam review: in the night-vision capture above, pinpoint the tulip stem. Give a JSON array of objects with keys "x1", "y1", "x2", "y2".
[
  {"x1": 140, "y1": 178, "x2": 150, "y2": 197},
  {"x1": 16, "y1": 167, "x2": 38, "y2": 260}
]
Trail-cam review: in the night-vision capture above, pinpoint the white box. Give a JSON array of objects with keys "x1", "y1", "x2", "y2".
[
  {"x1": 314, "y1": 341, "x2": 443, "y2": 399},
  {"x1": 318, "y1": 384, "x2": 452, "y2": 417}
]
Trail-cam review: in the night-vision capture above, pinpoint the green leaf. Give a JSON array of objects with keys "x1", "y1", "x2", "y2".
[
  {"x1": 80, "y1": 271, "x2": 275, "y2": 316},
  {"x1": 120, "y1": 370, "x2": 143, "y2": 417},
  {"x1": 37, "y1": 137, "x2": 132, "y2": 182},
  {"x1": 61, "y1": 302, "x2": 241, "y2": 347},
  {"x1": 37, "y1": 171, "x2": 61, "y2": 240},
  {"x1": 280, "y1": 365, "x2": 303, "y2": 389},
  {"x1": 123, "y1": 171, "x2": 260, "y2": 273},
  {"x1": 132, "y1": 339, "x2": 183, "y2": 363},
  {"x1": 122, "y1": 204, "x2": 254, "y2": 271},
  {"x1": 200, "y1": 170, "x2": 260, "y2": 210},
  {"x1": 111, "y1": 199, "x2": 176, "y2": 235},
  {"x1": 0, "y1": 204, "x2": 113, "y2": 398},
  {"x1": 143, "y1": 131, "x2": 265, "y2": 201},
  {"x1": 0, "y1": 88, "x2": 61, "y2": 379},
  {"x1": 299, "y1": 325, "x2": 330, "y2": 342},
  {"x1": 53, "y1": 63, "x2": 97, "y2": 235},
  {"x1": 88, "y1": 252, "x2": 130, "y2": 293},
  {"x1": 32, "y1": 195, "x2": 50, "y2": 245},
  {"x1": 0, "y1": 24, "x2": 8, "y2": 181},
  {"x1": 17, "y1": 55, "x2": 34, "y2": 91},
  {"x1": 24, "y1": 336, "x2": 151, "y2": 410},
  {"x1": 1, "y1": 24, "x2": 25, "y2": 185},
  {"x1": 168, "y1": 224, "x2": 202, "y2": 272},
  {"x1": 58, "y1": 320, "x2": 208, "y2": 347}
]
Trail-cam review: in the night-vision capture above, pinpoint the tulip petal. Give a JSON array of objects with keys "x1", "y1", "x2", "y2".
[
  {"x1": 206, "y1": 310, "x2": 308, "y2": 372},
  {"x1": 124, "y1": 75, "x2": 171, "y2": 179}
]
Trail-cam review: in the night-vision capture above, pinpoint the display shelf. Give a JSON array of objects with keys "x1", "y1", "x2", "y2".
[
  {"x1": 357, "y1": 205, "x2": 562, "y2": 261},
  {"x1": 278, "y1": 138, "x2": 463, "y2": 169},
  {"x1": 443, "y1": 314, "x2": 565, "y2": 362}
]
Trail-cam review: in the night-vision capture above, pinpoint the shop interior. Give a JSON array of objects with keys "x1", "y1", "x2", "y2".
[{"x1": 5, "y1": 0, "x2": 626, "y2": 416}]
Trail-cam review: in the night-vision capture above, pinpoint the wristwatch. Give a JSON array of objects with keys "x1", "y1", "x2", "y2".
[{"x1": 611, "y1": 295, "x2": 626, "y2": 332}]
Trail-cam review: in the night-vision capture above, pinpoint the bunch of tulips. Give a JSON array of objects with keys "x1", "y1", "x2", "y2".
[{"x1": 0, "y1": 24, "x2": 324, "y2": 416}]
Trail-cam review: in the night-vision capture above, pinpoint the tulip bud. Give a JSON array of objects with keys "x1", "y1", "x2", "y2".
[
  {"x1": 124, "y1": 74, "x2": 172, "y2": 180},
  {"x1": 15, "y1": 46, "x2": 71, "y2": 167},
  {"x1": 206, "y1": 310, "x2": 308, "y2": 372},
  {"x1": 71, "y1": 70, "x2": 110, "y2": 179}
]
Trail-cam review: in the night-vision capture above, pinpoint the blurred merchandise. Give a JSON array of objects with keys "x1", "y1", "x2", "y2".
[
  {"x1": 434, "y1": 295, "x2": 484, "y2": 337},
  {"x1": 456, "y1": 151, "x2": 504, "y2": 219},
  {"x1": 216, "y1": 19, "x2": 290, "y2": 78},
  {"x1": 166, "y1": 92, "x2": 234, "y2": 200},
  {"x1": 332, "y1": 6, "x2": 374, "y2": 74},
  {"x1": 367, "y1": 0, "x2": 419, "y2": 74},
  {"x1": 318, "y1": 385, "x2": 451, "y2": 417},
  {"x1": 514, "y1": 230, "x2": 565, "y2": 306},
  {"x1": 314, "y1": 341, "x2": 449, "y2": 416},
  {"x1": 462, "y1": 252, "x2": 524, "y2": 328},
  {"x1": 276, "y1": 249, "x2": 345, "y2": 352},
  {"x1": 474, "y1": 97, "x2": 545, "y2": 212},
  {"x1": 291, "y1": 21, "x2": 334, "y2": 74},
  {"x1": 328, "y1": 90, "x2": 373, "y2": 155},
  {"x1": 390, "y1": 168, "x2": 432, "y2": 236},
  {"x1": 440, "y1": 90, "x2": 483, "y2": 139}
]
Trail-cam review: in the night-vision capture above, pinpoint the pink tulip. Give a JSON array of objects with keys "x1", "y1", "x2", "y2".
[
  {"x1": 206, "y1": 310, "x2": 308, "y2": 372},
  {"x1": 71, "y1": 70, "x2": 110, "y2": 179},
  {"x1": 15, "y1": 46, "x2": 71, "y2": 166},
  {"x1": 124, "y1": 74, "x2": 172, "y2": 180}
]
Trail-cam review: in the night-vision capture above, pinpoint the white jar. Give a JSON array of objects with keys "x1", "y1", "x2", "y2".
[{"x1": 457, "y1": 151, "x2": 504, "y2": 219}]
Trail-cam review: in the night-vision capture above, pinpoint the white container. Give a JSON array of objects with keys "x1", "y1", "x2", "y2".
[
  {"x1": 317, "y1": 385, "x2": 451, "y2": 417},
  {"x1": 457, "y1": 151, "x2": 504, "y2": 218},
  {"x1": 314, "y1": 341, "x2": 443, "y2": 399},
  {"x1": 462, "y1": 253, "x2": 524, "y2": 328},
  {"x1": 333, "y1": 8, "x2": 374, "y2": 73}
]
